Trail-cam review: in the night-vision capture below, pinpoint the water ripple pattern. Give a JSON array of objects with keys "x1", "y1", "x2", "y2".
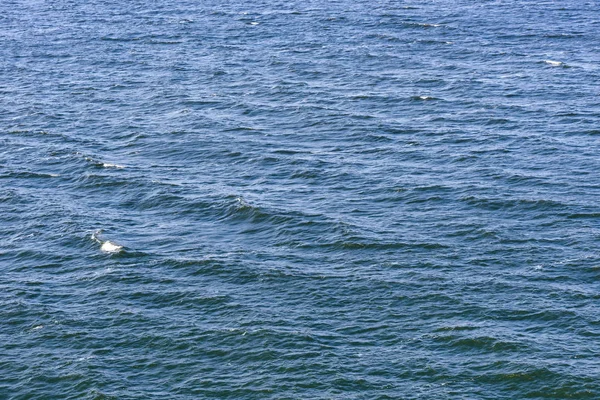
[{"x1": 2, "y1": 0, "x2": 600, "y2": 398}]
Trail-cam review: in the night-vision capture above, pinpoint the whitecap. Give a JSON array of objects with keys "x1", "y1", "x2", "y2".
[
  {"x1": 412, "y1": 95, "x2": 436, "y2": 101},
  {"x1": 101, "y1": 240, "x2": 123, "y2": 253},
  {"x1": 544, "y1": 60, "x2": 564, "y2": 67},
  {"x1": 102, "y1": 163, "x2": 125, "y2": 169},
  {"x1": 92, "y1": 230, "x2": 124, "y2": 253}
]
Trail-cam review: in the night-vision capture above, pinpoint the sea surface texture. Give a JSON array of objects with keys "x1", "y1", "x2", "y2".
[{"x1": 2, "y1": 0, "x2": 600, "y2": 398}]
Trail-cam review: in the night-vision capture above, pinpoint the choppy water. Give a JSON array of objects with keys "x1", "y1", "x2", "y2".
[{"x1": 2, "y1": 0, "x2": 600, "y2": 398}]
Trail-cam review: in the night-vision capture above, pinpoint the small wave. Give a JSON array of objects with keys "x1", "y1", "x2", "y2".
[
  {"x1": 218, "y1": 196, "x2": 291, "y2": 225},
  {"x1": 411, "y1": 95, "x2": 438, "y2": 101},
  {"x1": 290, "y1": 169, "x2": 320, "y2": 179},
  {"x1": 100, "y1": 241, "x2": 123, "y2": 253},
  {"x1": 1, "y1": 170, "x2": 60, "y2": 179},
  {"x1": 414, "y1": 39, "x2": 452, "y2": 45},
  {"x1": 403, "y1": 22, "x2": 442, "y2": 29},
  {"x1": 147, "y1": 40, "x2": 183, "y2": 45},
  {"x1": 74, "y1": 173, "x2": 143, "y2": 190},
  {"x1": 460, "y1": 195, "x2": 567, "y2": 212},
  {"x1": 475, "y1": 365, "x2": 561, "y2": 385},
  {"x1": 100, "y1": 36, "x2": 140, "y2": 42},
  {"x1": 567, "y1": 212, "x2": 600, "y2": 219},
  {"x1": 485, "y1": 118, "x2": 512, "y2": 125},
  {"x1": 543, "y1": 33, "x2": 583, "y2": 39},
  {"x1": 291, "y1": 240, "x2": 449, "y2": 251},
  {"x1": 431, "y1": 334, "x2": 522, "y2": 352},
  {"x1": 81, "y1": 154, "x2": 125, "y2": 170},
  {"x1": 433, "y1": 325, "x2": 480, "y2": 332},
  {"x1": 102, "y1": 163, "x2": 125, "y2": 169},
  {"x1": 92, "y1": 230, "x2": 123, "y2": 254},
  {"x1": 543, "y1": 59, "x2": 568, "y2": 67}
]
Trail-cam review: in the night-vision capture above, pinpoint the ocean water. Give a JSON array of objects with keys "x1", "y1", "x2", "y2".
[{"x1": 2, "y1": 0, "x2": 600, "y2": 398}]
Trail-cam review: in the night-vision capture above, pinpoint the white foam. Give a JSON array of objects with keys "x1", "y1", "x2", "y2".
[
  {"x1": 101, "y1": 240, "x2": 123, "y2": 253},
  {"x1": 250, "y1": 22, "x2": 259, "y2": 25},
  {"x1": 92, "y1": 230, "x2": 123, "y2": 253},
  {"x1": 102, "y1": 163, "x2": 125, "y2": 169},
  {"x1": 91, "y1": 230, "x2": 102, "y2": 243},
  {"x1": 544, "y1": 60, "x2": 563, "y2": 67}
]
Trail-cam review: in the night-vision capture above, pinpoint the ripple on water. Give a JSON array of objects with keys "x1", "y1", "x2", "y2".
[{"x1": 2, "y1": 0, "x2": 600, "y2": 398}]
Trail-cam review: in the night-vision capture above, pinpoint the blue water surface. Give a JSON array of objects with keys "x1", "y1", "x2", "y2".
[{"x1": 2, "y1": 0, "x2": 600, "y2": 398}]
